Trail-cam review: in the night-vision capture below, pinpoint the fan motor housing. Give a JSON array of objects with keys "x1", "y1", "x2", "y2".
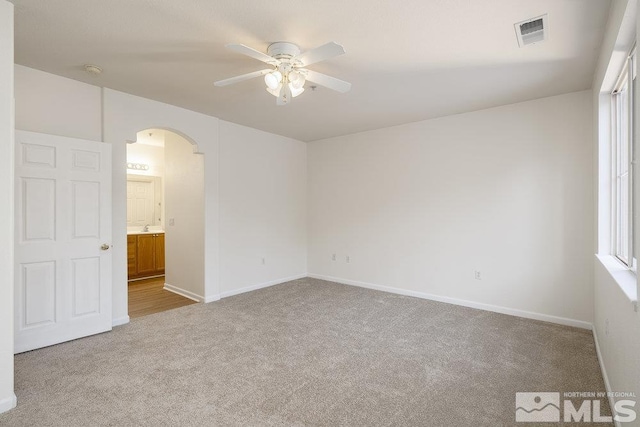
[{"x1": 267, "y1": 42, "x2": 300, "y2": 61}]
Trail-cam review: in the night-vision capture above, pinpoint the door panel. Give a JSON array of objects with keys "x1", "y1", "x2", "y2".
[
  {"x1": 71, "y1": 257, "x2": 100, "y2": 317},
  {"x1": 72, "y1": 181, "x2": 100, "y2": 238},
  {"x1": 21, "y1": 177, "x2": 56, "y2": 241},
  {"x1": 22, "y1": 143, "x2": 56, "y2": 168},
  {"x1": 21, "y1": 261, "x2": 56, "y2": 328},
  {"x1": 136, "y1": 234, "x2": 156, "y2": 275},
  {"x1": 14, "y1": 130, "x2": 112, "y2": 354},
  {"x1": 71, "y1": 149, "x2": 100, "y2": 172},
  {"x1": 127, "y1": 180, "x2": 154, "y2": 227},
  {"x1": 135, "y1": 198, "x2": 146, "y2": 222}
]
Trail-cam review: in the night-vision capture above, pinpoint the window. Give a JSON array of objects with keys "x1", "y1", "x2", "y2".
[{"x1": 612, "y1": 47, "x2": 636, "y2": 268}]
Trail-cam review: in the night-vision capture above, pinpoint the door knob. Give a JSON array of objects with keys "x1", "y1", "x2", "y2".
[{"x1": 101, "y1": 244, "x2": 110, "y2": 251}]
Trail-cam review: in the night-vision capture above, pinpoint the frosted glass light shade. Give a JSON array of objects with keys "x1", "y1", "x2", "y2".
[
  {"x1": 264, "y1": 71, "x2": 282, "y2": 90},
  {"x1": 289, "y1": 71, "x2": 305, "y2": 89},
  {"x1": 289, "y1": 84, "x2": 304, "y2": 98}
]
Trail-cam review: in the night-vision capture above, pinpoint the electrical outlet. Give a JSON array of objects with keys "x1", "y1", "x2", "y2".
[
  {"x1": 168, "y1": 218, "x2": 175, "y2": 226},
  {"x1": 332, "y1": 253, "x2": 336, "y2": 261},
  {"x1": 605, "y1": 319, "x2": 609, "y2": 336},
  {"x1": 474, "y1": 271, "x2": 481, "y2": 280},
  {"x1": 346, "y1": 255, "x2": 350, "y2": 264}
]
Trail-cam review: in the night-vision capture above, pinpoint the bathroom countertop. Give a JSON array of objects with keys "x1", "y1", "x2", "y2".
[{"x1": 127, "y1": 230, "x2": 165, "y2": 235}]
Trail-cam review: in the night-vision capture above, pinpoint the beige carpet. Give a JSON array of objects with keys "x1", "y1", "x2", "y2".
[{"x1": 0, "y1": 278, "x2": 610, "y2": 426}]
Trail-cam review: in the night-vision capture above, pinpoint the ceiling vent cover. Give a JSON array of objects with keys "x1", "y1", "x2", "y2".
[{"x1": 515, "y1": 14, "x2": 548, "y2": 47}]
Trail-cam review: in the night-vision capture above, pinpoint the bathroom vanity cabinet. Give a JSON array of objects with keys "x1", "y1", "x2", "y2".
[{"x1": 127, "y1": 232, "x2": 165, "y2": 280}]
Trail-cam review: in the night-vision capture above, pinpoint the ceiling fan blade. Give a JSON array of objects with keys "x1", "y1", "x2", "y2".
[
  {"x1": 214, "y1": 69, "x2": 272, "y2": 87},
  {"x1": 294, "y1": 42, "x2": 346, "y2": 67},
  {"x1": 277, "y1": 84, "x2": 292, "y2": 106},
  {"x1": 302, "y1": 69, "x2": 352, "y2": 93},
  {"x1": 226, "y1": 44, "x2": 279, "y2": 65}
]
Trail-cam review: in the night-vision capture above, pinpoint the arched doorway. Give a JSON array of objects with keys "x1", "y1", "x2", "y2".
[{"x1": 125, "y1": 128, "x2": 205, "y2": 318}]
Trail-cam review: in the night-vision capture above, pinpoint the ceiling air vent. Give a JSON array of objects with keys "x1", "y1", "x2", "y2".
[{"x1": 515, "y1": 14, "x2": 548, "y2": 47}]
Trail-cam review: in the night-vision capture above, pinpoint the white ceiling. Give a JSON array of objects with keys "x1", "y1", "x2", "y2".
[{"x1": 10, "y1": 0, "x2": 611, "y2": 142}]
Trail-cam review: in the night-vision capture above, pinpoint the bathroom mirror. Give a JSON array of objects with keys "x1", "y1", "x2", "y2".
[{"x1": 126, "y1": 174, "x2": 163, "y2": 227}]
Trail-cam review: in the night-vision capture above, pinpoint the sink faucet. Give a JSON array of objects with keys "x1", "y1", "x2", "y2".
[{"x1": 143, "y1": 224, "x2": 150, "y2": 232}]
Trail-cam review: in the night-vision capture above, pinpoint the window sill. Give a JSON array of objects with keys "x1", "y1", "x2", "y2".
[{"x1": 596, "y1": 254, "x2": 638, "y2": 305}]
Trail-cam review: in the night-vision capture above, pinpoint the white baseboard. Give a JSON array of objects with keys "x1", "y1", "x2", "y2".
[
  {"x1": 203, "y1": 294, "x2": 220, "y2": 303},
  {"x1": 0, "y1": 393, "x2": 17, "y2": 414},
  {"x1": 128, "y1": 274, "x2": 164, "y2": 282},
  {"x1": 164, "y1": 283, "x2": 203, "y2": 302},
  {"x1": 592, "y1": 328, "x2": 620, "y2": 427},
  {"x1": 220, "y1": 273, "x2": 308, "y2": 299},
  {"x1": 308, "y1": 273, "x2": 593, "y2": 330},
  {"x1": 112, "y1": 315, "x2": 130, "y2": 327}
]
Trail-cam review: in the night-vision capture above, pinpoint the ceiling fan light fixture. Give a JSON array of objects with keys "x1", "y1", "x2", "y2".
[
  {"x1": 289, "y1": 83, "x2": 305, "y2": 98},
  {"x1": 266, "y1": 83, "x2": 282, "y2": 97},
  {"x1": 264, "y1": 70, "x2": 282, "y2": 90},
  {"x1": 289, "y1": 71, "x2": 305, "y2": 89},
  {"x1": 215, "y1": 41, "x2": 350, "y2": 105}
]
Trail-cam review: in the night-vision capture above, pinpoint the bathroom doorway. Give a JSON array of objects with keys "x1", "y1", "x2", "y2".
[{"x1": 126, "y1": 129, "x2": 204, "y2": 318}]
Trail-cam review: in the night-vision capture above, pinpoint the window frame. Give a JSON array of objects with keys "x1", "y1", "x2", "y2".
[{"x1": 611, "y1": 45, "x2": 636, "y2": 271}]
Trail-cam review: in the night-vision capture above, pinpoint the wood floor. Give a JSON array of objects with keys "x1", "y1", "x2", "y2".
[{"x1": 128, "y1": 276, "x2": 197, "y2": 319}]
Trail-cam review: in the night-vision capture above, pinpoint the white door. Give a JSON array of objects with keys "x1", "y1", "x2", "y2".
[{"x1": 14, "y1": 130, "x2": 112, "y2": 353}]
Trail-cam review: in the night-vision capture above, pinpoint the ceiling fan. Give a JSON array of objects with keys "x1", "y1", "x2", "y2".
[{"x1": 214, "y1": 41, "x2": 351, "y2": 105}]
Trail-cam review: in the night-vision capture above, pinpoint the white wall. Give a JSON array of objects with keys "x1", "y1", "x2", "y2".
[
  {"x1": 592, "y1": 0, "x2": 640, "y2": 421},
  {"x1": 219, "y1": 121, "x2": 307, "y2": 296},
  {"x1": 0, "y1": 0, "x2": 15, "y2": 414},
  {"x1": 14, "y1": 65, "x2": 101, "y2": 142},
  {"x1": 308, "y1": 90, "x2": 594, "y2": 327},
  {"x1": 594, "y1": 261, "x2": 640, "y2": 421},
  {"x1": 164, "y1": 132, "x2": 205, "y2": 299}
]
